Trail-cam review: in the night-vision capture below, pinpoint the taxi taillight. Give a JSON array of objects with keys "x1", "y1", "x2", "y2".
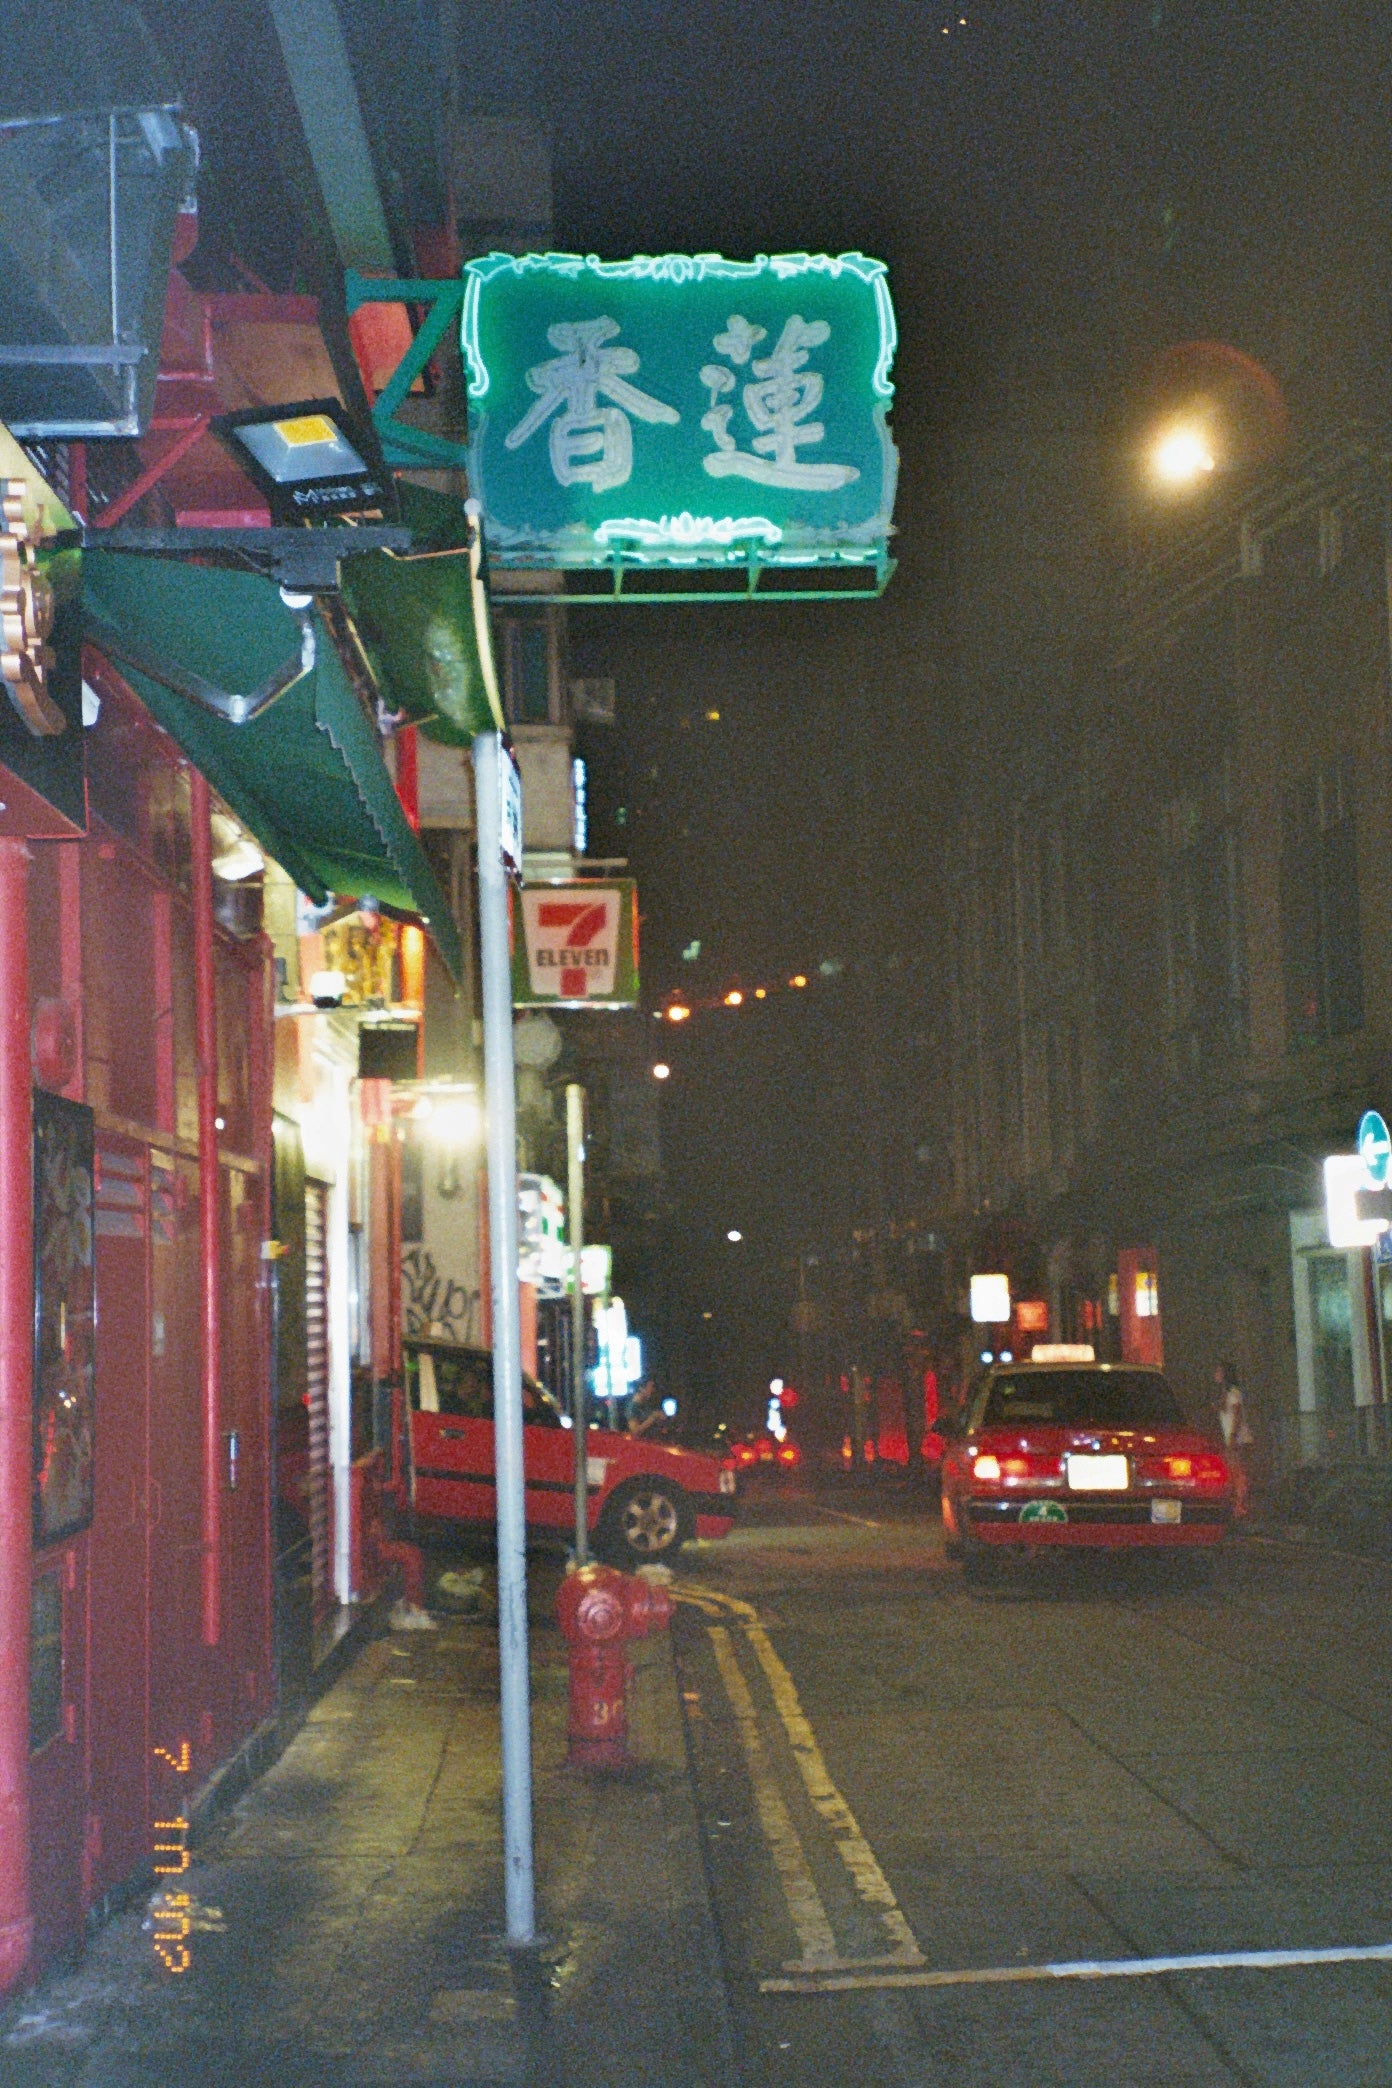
[{"x1": 1140, "y1": 1450, "x2": 1231, "y2": 1489}]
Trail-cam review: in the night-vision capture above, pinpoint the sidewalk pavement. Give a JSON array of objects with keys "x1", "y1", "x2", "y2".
[{"x1": 0, "y1": 1564, "x2": 739, "y2": 2088}]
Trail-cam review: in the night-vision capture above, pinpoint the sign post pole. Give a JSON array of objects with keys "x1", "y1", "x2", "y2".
[
  {"x1": 473, "y1": 729, "x2": 535, "y2": 1949},
  {"x1": 566, "y1": 1082, "x2": 589, "y2": 1564}
]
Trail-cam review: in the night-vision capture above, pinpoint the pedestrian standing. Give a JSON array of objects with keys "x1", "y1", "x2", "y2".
[
  {"x1": 1213, "y1": 1360, "x2": 1253, "y2": 1453},
  {"x1": 626, "y1": 1378, "x2": 664, "y2": 1438}
]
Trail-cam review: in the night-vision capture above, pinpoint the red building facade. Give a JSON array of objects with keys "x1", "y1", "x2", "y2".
[{"x1": 8, "y1": 659, "x2": 275, "y2": 1974}]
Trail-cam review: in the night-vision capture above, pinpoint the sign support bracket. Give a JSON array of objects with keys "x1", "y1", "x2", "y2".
[{"x1": 344, "y1": 272, "x2": 469, "y2": 471}]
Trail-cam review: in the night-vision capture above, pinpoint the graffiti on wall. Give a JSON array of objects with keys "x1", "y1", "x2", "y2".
[{"x1": 402, "y1": 1245, "x2": 478, "y2": 1343}]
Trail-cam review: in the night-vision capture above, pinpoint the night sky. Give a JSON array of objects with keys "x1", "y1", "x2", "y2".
[
  {"x1": 464, "y1": 0, "x2": 1378, "y2": 1413},
  {"x1": 443, "y1": 0, "x2": 1389, "y2": 1416}
]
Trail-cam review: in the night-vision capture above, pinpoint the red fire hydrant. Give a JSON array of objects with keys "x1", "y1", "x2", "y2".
[{"x1": 555, "y1": 1563, "x2": 673, "y2": 1769}]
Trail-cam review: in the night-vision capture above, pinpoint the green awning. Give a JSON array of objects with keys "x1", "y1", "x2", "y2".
[
  {"x1": 339, "y1": 482, "x2": 503, "y2": 748},
  {"x1": 82, "y1": 549, "x2": 462, "y2": 978}
]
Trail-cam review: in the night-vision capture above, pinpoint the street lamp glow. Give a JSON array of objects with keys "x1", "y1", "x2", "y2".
[
  {"x1": 726, "y1": 1228, "x2": 743, "y2": 1242},
  {"x1": 724, "y1": 989, "x2": 744, "y2": 1007},
  {"x1": 666, "y1": 1003, "x2": 691, "y2": 1022},
  {"x1": 790, "y1": 973, "x2": 808, "y2": 988},
  {"x1": 652, "y1": 1062, "x2": 671, "y2": 1080},
  {"x1": 1149, "y1": 423, "x2": 1216, "y2": 487}
]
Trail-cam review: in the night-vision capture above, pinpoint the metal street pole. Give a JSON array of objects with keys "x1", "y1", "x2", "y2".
[
  {"x1": 566, "y1": 1082, "x2": 589, "y2": 1563},
  {"x1": 472, "y1": 730, "x2": 535, "y2": 1949}
]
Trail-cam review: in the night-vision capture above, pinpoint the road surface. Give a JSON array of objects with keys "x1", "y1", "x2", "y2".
[{"x1": 674, "y1": 1477, "x2": 1392, "y2": 2087}]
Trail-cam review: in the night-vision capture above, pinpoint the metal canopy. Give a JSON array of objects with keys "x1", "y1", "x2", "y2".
[
  {"x1": 82, "y1": 549, "x2": 462, "y2": 977},
  {"x1": 0, "y1": 1, "x2": 196, "y2": 437}
]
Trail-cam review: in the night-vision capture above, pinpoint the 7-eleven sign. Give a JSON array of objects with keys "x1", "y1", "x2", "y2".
[{"x1": 513, "y1": 881, "x2": 639, "y2": 1007}]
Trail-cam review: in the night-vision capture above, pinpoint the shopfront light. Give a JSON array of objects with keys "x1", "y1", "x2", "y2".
[
  {"x1": 970, "y1": 1273, "x2": 1011, "y2": 1324},
  {"x1": 431, "y1": 1098, "x2": 481, "y2": 1146}
]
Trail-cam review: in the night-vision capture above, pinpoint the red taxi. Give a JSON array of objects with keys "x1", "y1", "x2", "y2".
[
  {"x1": 406, "y1": 1339, "x2": 737, "y2": 1566},
  {"x1": 940, "y1": 1357, "x2": 1238, "y2": 1578}
]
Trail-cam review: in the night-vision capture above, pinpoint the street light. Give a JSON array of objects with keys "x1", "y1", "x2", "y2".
[
  {"x1": 652, "y1": 1062, "x2": 671, "y2": 1080},
  {"x1": 727, "y1": 1228, "x2": 743, "y2": 1242},
  {"x1": 1148, "y1": 421, "x2": 1216, "y2": 488},
  {"x1": 724, "y1": 989, "x2": 744, "y2": 1007}
]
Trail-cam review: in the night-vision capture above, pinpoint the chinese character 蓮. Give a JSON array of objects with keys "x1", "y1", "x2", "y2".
[
  {"x1": 700, "y1": 314, "x2": 859, "y2": 491},
  {"x1": 505, "y1": 317, "x2": 679, "y2": 493}
]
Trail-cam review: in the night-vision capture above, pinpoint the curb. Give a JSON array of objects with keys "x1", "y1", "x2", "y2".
[{"x1": 635, "y1": 1629, "x2": 742, "y2": 2088}]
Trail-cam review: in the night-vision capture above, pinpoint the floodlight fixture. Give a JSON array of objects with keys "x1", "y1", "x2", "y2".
[{"x1": 211, "y1": 398, "x2": 391, "y2": 524}]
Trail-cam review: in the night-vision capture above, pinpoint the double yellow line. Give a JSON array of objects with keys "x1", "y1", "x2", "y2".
[
  {"x1": 676, "y1": 1585, "x2": 923, "y2": 1986},
  {"x1": 677, "y1": 1584, "x2": 1392, "y2": 2004}
]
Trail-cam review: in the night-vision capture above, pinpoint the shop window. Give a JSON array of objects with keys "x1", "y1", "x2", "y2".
[
  {"x1": 29, "y1": 1573, "x2": 62, "y2": 1754},
  {"x1": 1281, "y1": 755, "x2": 1363, "y2": 1050}
]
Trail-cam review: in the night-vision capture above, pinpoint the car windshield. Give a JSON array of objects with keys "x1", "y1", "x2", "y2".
[{"x1": 977, "y1": 1371, "x2": 1186, "y2": 1431}]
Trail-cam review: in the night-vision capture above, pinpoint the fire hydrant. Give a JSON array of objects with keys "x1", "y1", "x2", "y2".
[{"x1": 555, "y1": 1562, "x2": 673, "y2": 1769}]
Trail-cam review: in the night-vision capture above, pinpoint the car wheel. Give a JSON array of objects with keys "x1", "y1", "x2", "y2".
[{"x1": 599, "y1": 1480, "x2": 691, "y2": 1567}]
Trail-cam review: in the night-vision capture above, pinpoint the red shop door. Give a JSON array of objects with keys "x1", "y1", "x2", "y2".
[
  {"x1": 147, "y1": 1153, "x2": 206, "y2": 1790},
  {"x1": 217, "y1": 1163, "x2": 272, "y2": 1745},
  {"x1": 86, "y1": 1138, "x2": 151, "y2": 1900}
]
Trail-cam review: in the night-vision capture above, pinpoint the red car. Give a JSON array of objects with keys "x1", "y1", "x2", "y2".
[
  {"x1": 406, "y1": 1339, "x2": 737, "y2": 1566},
  {"x1": 940, "y1": 1360, "x2": 1238, "y2": 1579}
]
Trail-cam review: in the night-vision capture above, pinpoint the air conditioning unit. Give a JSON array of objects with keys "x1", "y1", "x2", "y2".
[{"x1": 0, "y1": 2, "x2": 198, "y2": 437}]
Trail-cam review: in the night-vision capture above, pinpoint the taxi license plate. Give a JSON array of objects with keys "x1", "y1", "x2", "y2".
[
  {"x1": 1066, "y1": 1454, "x2": 1128, "y2": 1491},
  {"x1": 1151, "y1": 1498, "x2": 1182, "y2": 1524}
]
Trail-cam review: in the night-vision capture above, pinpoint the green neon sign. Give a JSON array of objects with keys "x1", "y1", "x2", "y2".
[{"x1": 462, "y1": 252, "x2": 897, "y2": 577}]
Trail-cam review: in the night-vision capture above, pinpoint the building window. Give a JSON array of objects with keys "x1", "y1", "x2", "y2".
[
  {"x1": 1162, "y1": 758, "x2": 1247, "y2": 1069},
  {"x1": 502, "y1": 617, "x2": 554, "y2": 726},
  {"x1": 1281, "y1": 754, "x2": 1363, "y2": 1049}
]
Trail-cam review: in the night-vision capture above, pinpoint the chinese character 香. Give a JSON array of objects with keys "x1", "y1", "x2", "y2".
[{"x1": 505, "y1": 317, "x2": 680, "y2": 493}]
